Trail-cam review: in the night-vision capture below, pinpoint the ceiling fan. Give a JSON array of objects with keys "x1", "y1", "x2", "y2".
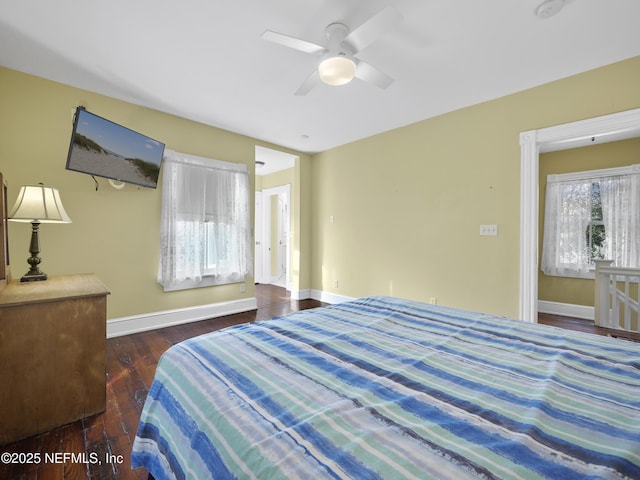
[
  {"x1": 535, "y1": 0, "x2": 575, "y2": 18},
  {"x1": 261, "y1": 6, "x2": 402, "y2": 96}
]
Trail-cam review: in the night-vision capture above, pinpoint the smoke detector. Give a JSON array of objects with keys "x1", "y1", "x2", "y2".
[{"x1": 536, "y1": 0, "x2": 566, "y2": 18}]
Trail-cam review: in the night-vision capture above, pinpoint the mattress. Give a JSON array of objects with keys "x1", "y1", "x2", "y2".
[{"x1": 131, "y1": 296, "x2": 640, "y2": 479}]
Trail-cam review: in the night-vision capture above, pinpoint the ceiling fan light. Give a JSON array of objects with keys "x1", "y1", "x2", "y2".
[
  {"x1": 535, "y1": 0, "x2": 565, "y2": 18},
  {"x1": 318, "y1": 55, "x2": 356, "y2": 86}
]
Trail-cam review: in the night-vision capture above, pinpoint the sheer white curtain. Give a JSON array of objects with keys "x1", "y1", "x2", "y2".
[
  {"x1": 600, "y1": 171, "x2": 640, "y2": 267},
  {"x1": 541, "y1": 165, "x2": 640, "y2": 278},
  {"x1": 158, "y1": 150, "x2": 252, "y2": 291},
  {"x1": 541, "y1": 179, "x2": 592, "y2": 277}
]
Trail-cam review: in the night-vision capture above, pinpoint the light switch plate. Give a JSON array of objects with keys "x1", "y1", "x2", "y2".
[{"x1": 480, "y1": 224, "x2": 498, "y2": 236}]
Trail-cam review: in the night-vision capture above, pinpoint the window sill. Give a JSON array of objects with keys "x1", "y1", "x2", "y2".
[
  {"x1": 160, "y1": 273, "x2": 246, "y2": 292},
  {"x1": 542, "y1": 269, "x2": 595, "y2": 280}
]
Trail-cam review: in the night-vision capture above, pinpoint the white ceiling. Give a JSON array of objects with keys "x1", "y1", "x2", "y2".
[
  {"x1": 1, "y1": 0, "x2": 639, "y2": 155},
  {"x1": 255, "y1": 146, "x2": 296, "y2": 176}
]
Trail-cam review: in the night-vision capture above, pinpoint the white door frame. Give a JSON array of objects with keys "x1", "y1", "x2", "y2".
[
  {"x1": 519, "y1": 107, "x2": 640, "y2": 323},
  {"x1": 254, "y1": 191, "x2": 265, "y2": 284},
  {"x1": 261, "y1": 184, "x2": 291, "y2": 289}
]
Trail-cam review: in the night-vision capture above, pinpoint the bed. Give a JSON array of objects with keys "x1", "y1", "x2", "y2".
[{"x1": 131, "y1": 296, "x2": 640, "y2": 479}]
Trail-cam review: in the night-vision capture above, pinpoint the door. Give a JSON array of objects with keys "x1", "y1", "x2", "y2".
[
  {"x1": 260, "y1": 184, "x2": 291, "y2": 289},
  {"x1": 254, "y1": 191, "x2": 264, "y2": 283},
  {"x1": 275, "y1": 191, "x2": 289, "y2": 286}
]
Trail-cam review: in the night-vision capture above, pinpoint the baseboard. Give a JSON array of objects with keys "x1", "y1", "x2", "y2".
[
  {"x1": 312, "y1": 295, "x2": 595, "y2": 320},
  {"x1": 300, "y1": 295, "x2": 595, "y2": 320},
  {"x1": 107, "y1": 295, "x2": 577, "y2": 338},
  {"x1": 289, "y1": 289, "x2": 355, "y2": 304},
  {"x1": 106, "y1": 297, "x2": 258, "y2": 338},
  {"x1": 310, "y1": 289, "x2": 356, "y2": 304},
  {"x1": 289, "y1": 289, "x2": 312, "y2": 300},
  {"x1": 538, "y1": 300, "x2": 594, "y2": 321}
]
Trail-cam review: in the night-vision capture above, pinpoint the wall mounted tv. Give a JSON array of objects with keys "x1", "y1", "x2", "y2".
[{"x1": 66, "y1": 107, "x2": 165, "y2": 189}]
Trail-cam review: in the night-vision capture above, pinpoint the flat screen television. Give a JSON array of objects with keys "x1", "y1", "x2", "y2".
[{"x1": 66, "y1": 107, "x2": 165, "y2": 189}]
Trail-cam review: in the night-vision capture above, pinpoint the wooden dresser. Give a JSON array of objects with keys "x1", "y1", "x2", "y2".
[{"x1": 0, "y1": 274, "x2": 110, "y2": 445}]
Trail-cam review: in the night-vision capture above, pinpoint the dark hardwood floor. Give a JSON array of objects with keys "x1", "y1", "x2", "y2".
[
  {"x1": 1, "y1": 290, "x2": 636, "y2": 479},
  {"x1": 0, "y1": 285, "x2": 323, "y2": 480},
  {"x1": 539, "y1": 312, "x2": 640, "y2": 342}
]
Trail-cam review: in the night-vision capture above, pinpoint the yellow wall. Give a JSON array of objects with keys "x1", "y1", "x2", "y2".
[
  {"x1": 538, "y1": 137, "x2": 640, "y2": 306},
  {"x1": 258, "y1": 167, "x2": 295, "y2": 190},
  {"x1": 2, "y1": 55, "x2": 639, "y2": 323},
  {"x1": 0, "y1": 67, "x2": 311, "y2": 320},
  {"x1": 310, "y1": 56, "x2": 640, "y2": 318}
]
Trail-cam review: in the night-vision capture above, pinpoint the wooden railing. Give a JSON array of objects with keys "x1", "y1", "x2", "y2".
[{"x1": 594, "y1": 260, "x2": 640, "y2": 334}]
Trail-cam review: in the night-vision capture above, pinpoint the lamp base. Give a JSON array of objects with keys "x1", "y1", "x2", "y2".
[
  {"x1": 20, "y1": 220, "x2": 48, "y2": 282},
  {"x1": 21, "y1": 271, "x2": 47, "y2": 282}
]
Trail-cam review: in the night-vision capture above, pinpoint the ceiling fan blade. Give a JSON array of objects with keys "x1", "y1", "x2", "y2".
[
  {"x1": 345, "y1": 6, "x2": 402, "y2": 52},
  {"x1": 261, "y1": 30, "x2": 326, "y2": 55},
  {"x1": 294, "y1": 69, "x2": 321, "y2": 96},
  {"x1": 355, "y1": 61, "x2": 394, "y2": 90}
]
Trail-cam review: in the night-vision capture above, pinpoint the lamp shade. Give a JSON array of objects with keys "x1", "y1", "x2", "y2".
[
  {"x1": 9, "y1": 184, "x2": 72, "y2": 224},
  {"x1": 318, "y1": 55, "x2": 357, "y2": 86}
]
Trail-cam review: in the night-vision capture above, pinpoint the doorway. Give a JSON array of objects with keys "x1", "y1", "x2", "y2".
[
  {"x1": 519, "y1": 107, "x2": 640, "y2": 323},
  {"x1": 254, "y1": 145, "x2": 297, "y2": 291},
  {"x1": 255, "y1": 184, "x2": 291, "y2": 289}
]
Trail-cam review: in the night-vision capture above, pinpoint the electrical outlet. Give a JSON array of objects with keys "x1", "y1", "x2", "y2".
[
  {"x1": 239, "y1": 283, "x2": 246, "y2": 293},
  {"x1": 333, "y1": 280, "x2": 339, "y2": 288},
  {"x1": 429, "y1": 297, "x2": 437, "y2": 305},
  {"x1": 479, "y1": 224, "x2": 498, "y2": 236}
]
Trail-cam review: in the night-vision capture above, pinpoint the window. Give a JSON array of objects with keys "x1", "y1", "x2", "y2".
[
  {"x1": 541, "y1": 165, "x2": 640, "y2": 278},
  {"x1": 158, "y1": 150, "x2": 252, "y2": 291},
  {"x1": 585, "y1": 182, "x2": 605, "y2": 264}
]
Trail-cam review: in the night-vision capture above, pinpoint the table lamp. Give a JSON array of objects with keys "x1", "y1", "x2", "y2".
[{"x1": 8, "y1": 184, "x2": 72, "y2": 282}]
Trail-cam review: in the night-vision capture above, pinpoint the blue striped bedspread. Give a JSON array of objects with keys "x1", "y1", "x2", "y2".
[{"x1": 131, "y1": 296, "x2": 640, "y2": 479}]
